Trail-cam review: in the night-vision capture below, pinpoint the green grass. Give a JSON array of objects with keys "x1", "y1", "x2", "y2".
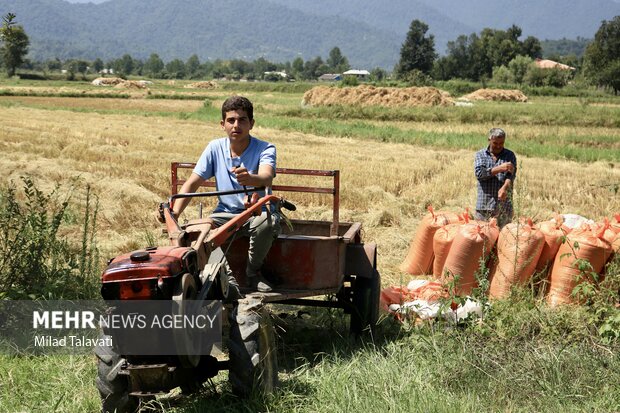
[{"x1": 1, "y1": 300, "x2": 618, "y2": 413}]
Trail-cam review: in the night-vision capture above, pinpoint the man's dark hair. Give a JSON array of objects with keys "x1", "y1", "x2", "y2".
[{"x1": 221, "y1": 95, "x2": 253, "y2": 121}]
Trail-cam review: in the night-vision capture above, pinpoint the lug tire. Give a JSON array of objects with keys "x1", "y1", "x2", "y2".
[
  {"x1": 228, "y1": 297, "x2": 278, "y2": 397},
  {"x1": 350, "y1": 270, "x2": 381, "y2": 335},
  {"x1": 95, "y1": 333, "x2": 138, "y2": 413}
]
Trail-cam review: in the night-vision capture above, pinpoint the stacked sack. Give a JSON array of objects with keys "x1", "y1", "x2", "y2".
[
  {"x1": 547, "y1": 219, "x2": 615, "y2": 306},
  {"x1": 399, "y1": 210, "x2": 619, "y2": 304},
  {"x1": 489, "y1": 219, "x2": 544, "y2": 299},
  {"x1": 400, "y1": 206, "x2": 463, "y2": 275},
  {"x1": 441, "y1": 217, "x2": 499, "y2": 295}
]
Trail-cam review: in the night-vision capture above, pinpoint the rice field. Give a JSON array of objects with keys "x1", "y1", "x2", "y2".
[{"x1": 1, "y1": 79, "x2": 619, "y2": 412}]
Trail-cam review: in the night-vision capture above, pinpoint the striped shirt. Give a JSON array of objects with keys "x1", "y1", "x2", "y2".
[{"x1": 474, "y1": 146, "x2": 517, "y2": 213}]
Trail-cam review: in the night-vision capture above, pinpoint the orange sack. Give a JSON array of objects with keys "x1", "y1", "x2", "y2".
[
  {"x1": 547, "y1": 222, "x2": 613, "y2": 306},
  {"x1": 400, "y1": 207, "x2": 461, "y2": 275},
  {"x1": 489, "y1": 219, "x2": 544, "y2": 299},
  {"x1": 535, "y1": 216, "x2": 567, "y2": 272},
  {"x1": 433, "y1": 223, "x2": 462, "y2": 278},
  {"x1": 442, "y1": 219, "x2": 499, "y2": 295},
  {"x1": 610, "y1": 213, "x2": 620, "y2": 235}
]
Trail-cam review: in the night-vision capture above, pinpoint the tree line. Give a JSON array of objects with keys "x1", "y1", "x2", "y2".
[
  {"x1": 2, "y1": 12, "x2": 620, "y2": 94},
  {"x1": 49, "y1": 46, "x2": 354, "y2": 82},
  {"x1": 394, "y1": 17, "x2": 620, "y2": 94}
]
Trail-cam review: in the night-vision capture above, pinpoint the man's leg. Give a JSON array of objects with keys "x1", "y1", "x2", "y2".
[
  {"x1": 496, "y1": 203, "x2": 513, "y2": 229},
  {"x1": 208, "y1": 212, "x2": 245, "y2": 299},
  {"x1": 246, "y1": 211, "x2": 281, "y2": 291}
]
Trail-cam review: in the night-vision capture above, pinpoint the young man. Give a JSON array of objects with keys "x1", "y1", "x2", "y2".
[
  {"x1": 474, "y1": 127, "x2": 517, "y2": 228},
  {"x1": 172, "y1": 96, "x2": 280, "y2": 292}
]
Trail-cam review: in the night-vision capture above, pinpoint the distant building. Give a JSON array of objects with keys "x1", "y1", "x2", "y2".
[
  {"x1": 534, "y1": 58, "x2": 575, "y2": 71},
  {"x1": 343, "y1": 69, "x2": 370, "y2": 80},
  {"x1": 318, "y1": 73, "x2": 342, "y2": 81},
  {"x1": 264, "y1": 71, "x2": 288, "y2": 80}
]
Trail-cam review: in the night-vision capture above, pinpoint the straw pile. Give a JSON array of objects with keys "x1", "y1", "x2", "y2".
[
  {"x1": 302, "y1": 85, "x2": 454, "y2": 108},
  {"x1": 184, "y1": 81, "x2": 218, "y2": 89},
  {"x1": 91, "y1": 77, "x2": 124, "y2": 86},
  {"x1": 461, "y1": 88, "x2": 528, "y2": 102},
  {"x1": 114, "y1": 80, "x2": 148, "y2": 89}
]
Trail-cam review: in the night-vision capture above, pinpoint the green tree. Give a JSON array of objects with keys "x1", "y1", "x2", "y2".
[
  {"x1": 45, "y1": 58, "x2": 62, "y2": 72},
  {"x1": 369, "y1": 67, "x2": 387, "y2": 82},
  {"x1": 143, "y1": 53, "x2": 164, "y2": 78},
  {"x1": 436, "y1": 26, "x2": 541, "y2": 81},
  {"x1": 584, "y1": 16, "x2": 620, "y2": 94},
  {"x1": 118, "y1": 54, "x2": 134, "y2": 76},
  {"x1": 291, "y1": 57, "x2": 304, "y2": 79},
  {"x1": 326, "y1": 46, "x2": 350, "y2": 73},
  {"x1": 165, "y1": 58, "x2": 186, "y2": 79},
  {"x1": 394, "y1": 19, "x2": 436, "y2": 79},
  {"x1": 67, "y1": 59, "x2": 89, "y2": 80},
  {"x1": 492, "y1": 65, "x2": 514, "y2": 84},
  {"x1": 186, "y1": 54, "x2": 201, "y2": 78},
  {"x1": 92, "y1": 58, "x2": 104, "y2": 74},
  {"x1": 302, "y1": 56, "x2": 326, "y2": 80},
  {"x1": 507, "y1": 55, "x2": 533, "y2": 84},
  {"x1": 0, "y1": 13, "x2": 29, "y2": 77}
]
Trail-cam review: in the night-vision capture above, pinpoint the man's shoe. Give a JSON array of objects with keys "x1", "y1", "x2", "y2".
[{"x1": 248, "y1": 274, "x2": 274, "y2": 293}]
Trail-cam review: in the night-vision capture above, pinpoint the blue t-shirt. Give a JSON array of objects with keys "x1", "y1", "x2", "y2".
[{"x1": 193, "y1": 136, "x2": 276, "y2": 213}]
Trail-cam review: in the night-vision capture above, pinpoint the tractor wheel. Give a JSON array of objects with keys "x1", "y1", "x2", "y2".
[
  {"x1": 172, "y1": 273, "x2": 201, "y2": 368},
  {"x1": 350, "y1": 269, "x2": 381, "y2": 335},
  {"x1": 95, "y1": 333, "x2": 138, "y2": 413},
  {"x1": 228, "y1": 297, "x2": 278, "y2": 397}
]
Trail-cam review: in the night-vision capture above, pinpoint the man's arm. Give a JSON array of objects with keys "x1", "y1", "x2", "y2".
[
  {"x1": 475, "y1": 152, "x2": 515, "y2": 180},
  {"x1": 172, "y1": 172, "x2": 205, "y2": 217},
  {"x1": 233, "y1": 164, "x2": 274, "y2": 188},
  {"x1": 498, "y1": 178, "x2": 512, "y2": 202}
]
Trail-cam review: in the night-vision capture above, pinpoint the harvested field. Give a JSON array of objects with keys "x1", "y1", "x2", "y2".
[
  {"x1": 461, "y1": 88, "x2": 528, "y2": 102},
  {"x1": 302, "y1": 85, "x2": 454, "y2": 108},
  {"x1": 184, "y1": 81, "x2": 218, "y2": 89},
  {"x1": 0, "y1": 95, "x2": 204, "y2": 112}
]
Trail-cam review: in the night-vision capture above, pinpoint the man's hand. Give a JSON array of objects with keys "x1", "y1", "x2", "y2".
[
  {"x1": 498, "y1": 186, "x2": 508, "y2": 202},
  {"x1": 498, "y1": 162, "x2": 514, "y2": 174},
  {"x1": 232, "y1": 166, "x2": 253, "y2": 186}
]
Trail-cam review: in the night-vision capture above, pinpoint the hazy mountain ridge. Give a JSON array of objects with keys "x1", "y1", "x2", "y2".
[
  {"x1": 3, "y1": 0, "x2": 620, "y2": 68},
  {"x1": 4, "y1": 0, "x2": 402, "y2": 67}
]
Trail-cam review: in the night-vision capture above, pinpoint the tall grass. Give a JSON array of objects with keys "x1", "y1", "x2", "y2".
[{"x1": 0, "y1": 177, "x2": 100, "y2": 299}]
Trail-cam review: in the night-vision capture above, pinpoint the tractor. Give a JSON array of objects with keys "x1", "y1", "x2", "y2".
[{"x1": 95, "y1": 164, "x2": 380, "y2": 412}]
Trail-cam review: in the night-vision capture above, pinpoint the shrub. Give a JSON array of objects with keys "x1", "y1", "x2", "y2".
[
  {"x1": 492, "y1": 65, "x2": 514, "y2": 84},
  {"x1": 433, "y1": 79, "x2": 479, "y2": 96},
  {"x1": 0, "y1": 177, "x2": 100, "y2": 299},
  {"x1": 341, "y1": 75, "x2": 359, "y2": 87}
]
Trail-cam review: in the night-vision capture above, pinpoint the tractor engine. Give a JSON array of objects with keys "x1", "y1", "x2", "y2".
[{"x1": 101, "y1": 246, "x2": 199, "y2": 300}]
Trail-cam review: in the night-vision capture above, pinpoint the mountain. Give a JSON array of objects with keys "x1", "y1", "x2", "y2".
[
  {"x1": 264, "y1": 0, "x2": 476, "y2": 56},
  {"x1": 3, "y1": 0, "x2": 402, "y2": 68},
  {"x1": 416, "y1": 0, "x2": 620, "y2": 40},
  {"x1": 3, "y1": 0, "x2": 620, "y2": 68}
]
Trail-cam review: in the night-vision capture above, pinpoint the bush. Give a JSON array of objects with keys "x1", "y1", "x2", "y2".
[
  {"x1": 0, "y1": 177, "x2": 100, "y2": 299},
  {"x1": 492, "y1": 65, "x2": 514, "y2": 84},
  {"x1": 340, "y1": 75, "x2": 359, "y2": 87},
  {"x1": 402, "y1": 69, "x2": 432, "y2": 86},
  {"x1": 433, "y1": 79, "x2": 479, "y2": 96}
]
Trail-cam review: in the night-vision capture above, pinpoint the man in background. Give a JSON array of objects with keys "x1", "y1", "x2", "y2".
[{"x1": 474, "y1": 127, "x2": 517, "y2": 227}]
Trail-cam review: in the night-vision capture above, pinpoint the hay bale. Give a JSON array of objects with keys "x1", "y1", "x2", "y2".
[
  {"x1": 91, "y1": 77, "x2": 124, "y2": 86},
  {"x1": 461, "y1": 88, "x2": 528, "y2": 103},
  {"x1": 302, "y1": 85, "x2": 454, "y2": 108},
  {"x1": 114, "y1": 80, "x2": 148, "y2": 89},
  {"x1": 184, "y1": 81, "x2": 218, "y2": 89}
]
